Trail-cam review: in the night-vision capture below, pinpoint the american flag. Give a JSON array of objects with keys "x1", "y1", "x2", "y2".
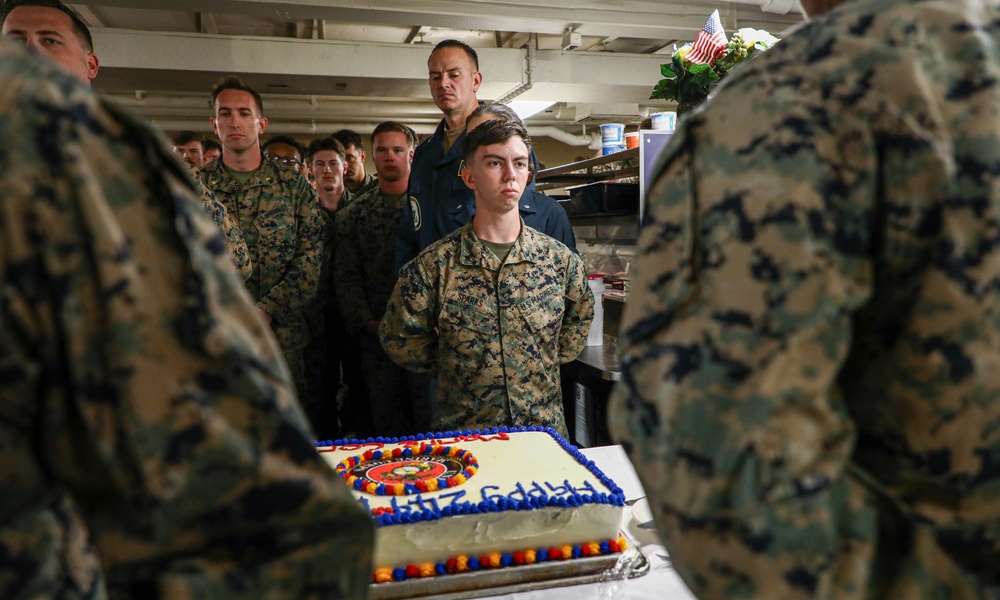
[{"x1": 685, "y1": 10, "x2": 728, "y2": 65}]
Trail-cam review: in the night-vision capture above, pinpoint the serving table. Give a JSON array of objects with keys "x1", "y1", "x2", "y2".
[{"x1": 442, "y1": 445, "x2": 696, "y2": 600}]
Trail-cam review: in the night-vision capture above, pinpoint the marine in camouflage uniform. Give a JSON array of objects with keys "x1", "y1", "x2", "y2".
[
  {"x1": 198, "y1": 150, "x2": 323, "y2": 399},
  {"x1": 609, "y1": 0, "x2": 1000, "y2": 597},
  {"x1": 0, "y1": 42, "x2": 373, "y2": 599},
  {"x1": 303, "y1": 185, "x2": 355, "y2": 437},
  {"x1": 186, "y1": 163, "x2": 252, "y2": 280},
  {"x1": 380, "y1": 221, "x2": 593, "y2": 439},
  {"x1": 336, "y1": 185, "x2": 428, "y2": 436}
]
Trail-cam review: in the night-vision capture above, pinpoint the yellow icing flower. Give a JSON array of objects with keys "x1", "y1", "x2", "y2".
[
  {"x1": 426, "y1": 479, "x2": 439, "y2": 492},
  {"x1": 525, "y1": 550, "x2": 536, "y2": 564},
  {"x1": 561, "y1": 546, "x2": 573, "y2": 560},
  {"x1": 456, "y1": 556, "x2": 469, "y2": 572},
  {"x1": 373, "y1": 568, "x2": 393, "y2": 583},
  {"x1": 488, "y1": 553, "x2": 501, "y2": 567},
  {"x1": 393, "y1": 483, "x2": 405, "y2": 495},
  {"x1": 419, "y1": 563, "x2": 435, "y2": 577}
]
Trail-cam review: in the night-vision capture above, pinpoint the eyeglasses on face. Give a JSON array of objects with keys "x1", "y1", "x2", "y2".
[{"x1": 272, "y1": 156, "x2": 301, "y2": 166}]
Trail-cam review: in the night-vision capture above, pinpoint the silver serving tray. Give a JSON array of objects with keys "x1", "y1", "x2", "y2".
[{"x1": 369, "y1": 547, "x2": 649, "y2": 600}]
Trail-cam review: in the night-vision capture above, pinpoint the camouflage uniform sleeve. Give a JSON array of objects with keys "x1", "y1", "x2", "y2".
[
  {"x1": 334, "y1": 201, "x2": 374, "y2": 336},
  {"x1": 606, "y1": 126, "x2": 868, "y2": 598},
  {"x1": 198, "y1": 179, "x2": 252, "y2": 281},
  {"x1": 557, "y1": 250, "x2": 594, "y2": 363},
  {"x1": 257, "y1": 178, "x2": 323, "y2": 318},
  {"x1": 0, "y1": 46, "x2": 372, "y2": 599},
  {"x1": 607, "y1": 37, "x2": 981, "y2": 598},
  {"x1": 378, "y1": 258, "x2": 438, "y2": 373}
]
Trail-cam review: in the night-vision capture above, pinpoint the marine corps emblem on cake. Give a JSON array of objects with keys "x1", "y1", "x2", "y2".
[
  {"x1": 333, "y1": 443, "x2": 478, "y2": 496},
  {"x1": 359, "y1": 455, "x2": 462, "y2": 485}
]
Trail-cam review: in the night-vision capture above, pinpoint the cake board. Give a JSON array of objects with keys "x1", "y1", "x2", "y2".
[{"x1": 369, "y1": 542, "x2": 649, "y2": 600}]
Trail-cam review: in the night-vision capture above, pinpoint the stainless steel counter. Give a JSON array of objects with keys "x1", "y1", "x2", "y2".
[{"x1": 574, "y1": 335, "x2": 621, "y2": 382}]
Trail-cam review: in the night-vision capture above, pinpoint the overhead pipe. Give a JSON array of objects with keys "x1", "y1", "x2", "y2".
[
  {"x1": 530, "y1": 126, "x2": 600, "y2": 148},
  {"x1": 495, "y1": 33, "x2": 536, "y2": 105}
]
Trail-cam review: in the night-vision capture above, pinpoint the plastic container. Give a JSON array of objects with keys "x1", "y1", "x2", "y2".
[
  {"x1": 650, "y1": 111, "x2": 677, "y2": 131},
  {"x1": 624, "y1": 132, "x2": 640, "y2": 149},
  {"x1": 600, "y1": 123, "x2": 625, "y2": 145},
  {"x1": 601, "y1": 145, "x2": 625, "y2": 156},
  {"x1": 586, "y1": 274, "x2": 606, "y2": 346}
]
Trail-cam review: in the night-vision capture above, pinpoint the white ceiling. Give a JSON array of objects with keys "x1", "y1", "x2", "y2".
[{"x1": 69, "y1": 0, "x2": 803, "y2": 146}]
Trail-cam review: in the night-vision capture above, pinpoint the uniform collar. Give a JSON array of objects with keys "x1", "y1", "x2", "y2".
[
  {"x1": 457, "y1": 218, "x2": 541, "y2": 269},
  {"x1": 204, "y1": 150, "x2": 280, "y2": 188}
]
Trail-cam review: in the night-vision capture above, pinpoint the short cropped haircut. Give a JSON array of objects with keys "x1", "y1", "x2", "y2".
[
  {"x1": 370, "y1": 121, "x2": 418, "y2": 149},
  {"x1": 211, "y1": 76, "x2": 263, "y2": 115},
  {"x1": 1, "y1": 0, "x2": 93, "y2": 51},
  {"x1": 430, "y1": 39, "x2": 479, "y2": 72},
  {"x1": 170, "y1": 131, "x2": 205, "y2": 150},
  {"x1": 466, "y1": 103, "x2": 523, "y2": 127},
  {"x1": 203, "y1": 138, "x2": 222, "y2": 154},
  {"x1": 306, "y1": 136, "x2": 346, "y2": 162},
  {"x1": 462, "y1": 119, "x2": 533, "y2": 173},
  {"x1": 262, "y1": 135, "x2": 305, "y2": 161},
  {"x1": 331, "y1": 129, "x2": 364, "y2": 152}
]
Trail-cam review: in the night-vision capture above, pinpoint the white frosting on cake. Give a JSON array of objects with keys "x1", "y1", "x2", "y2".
[{"x1": 318, "y1": 429, "x2": 623, "y2": 570}]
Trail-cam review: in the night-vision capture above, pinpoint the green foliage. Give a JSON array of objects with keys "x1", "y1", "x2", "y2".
[
  {"x1": 649, "y1": 54, "x2": 719, "y2": 103},
  {"x1": 649, "y1": 31, "x2": 775, "y2": 104},
  {"x1": 714, "y1": 34, "x2": 751, "y2": 77}
]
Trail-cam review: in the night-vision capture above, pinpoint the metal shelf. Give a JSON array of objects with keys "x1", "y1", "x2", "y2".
[{"x1": 535, "y1": 148, "x2": 639, "y2": 191}]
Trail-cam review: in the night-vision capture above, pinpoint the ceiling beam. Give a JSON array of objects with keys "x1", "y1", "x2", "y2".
[
  {"x1": 311, "y1": 19, "x2": 325, "y2": 40},
  {"x1": 90, "y1": 28, "x2": 523, "y2": 80},
  {"x1": 404, "y1": 25, "x2": 431, "y2": 44},
  {"x1": 196, "y1": 12, "x2": 219, "y2": 35},
  {"x1": 78, "y1": 0, "x2": 798, "y2": 39},
  {"x1": 90, "y1": 28, "x2": 673, "y2": 106},
  {"x1": 67, "y1": 4, "x2": 104, "y2": 28}
]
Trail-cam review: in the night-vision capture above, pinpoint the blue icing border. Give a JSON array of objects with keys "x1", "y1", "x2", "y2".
[{"x1": 315, "y1": 426, "x2": 625, "y2": 527}]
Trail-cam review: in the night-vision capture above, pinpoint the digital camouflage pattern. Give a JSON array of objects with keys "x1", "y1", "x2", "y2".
[
  {"x1": 381, "y1": 221, "x2": 594, "y2": 438},
  {"x1": 335, "y1": 188, "x2": 407, "y2": 336},
  {"x1": 0, "y1": 43, "x2": 373, "y2": 599},
  {"x1": 316, "y1": 189, "x2": 355, "y2": 317},
  {"x1": 609, "y1": 0, "x2": 1000, "y2": 598},
  {"x1": 301, "y1": 189, "x2": 373, "y2": 440},
  {"x1": 337, "y1": 189, "x2": 425, "y2": 435},
  {"x1": 197, "y1": 151, "x2": 323, "y2": 354},
  {"x1": 351, "y1": 171, "x2": 379, "y2": 198},
  {"x1": 188, "y1": 164, "x2": 252, "y2": 281}
]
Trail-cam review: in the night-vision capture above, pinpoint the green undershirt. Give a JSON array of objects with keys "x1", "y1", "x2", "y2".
[
  {"x1": 442, "y1": 125, "x2": 465, "y2": 154},
  {"x1": 226, "y1": 164, "x2": 258, "y2": 186},
  {"x1": 482, "y1": 239, "x2": 515, "y2": 267}
]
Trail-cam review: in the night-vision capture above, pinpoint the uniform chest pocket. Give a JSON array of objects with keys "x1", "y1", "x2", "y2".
[
  {"x1": 516, "y1": 291, "x2": 564, "y2": 336},
  {"x1": 439, "y1": 294, "x2": 496, "y2": 336}
]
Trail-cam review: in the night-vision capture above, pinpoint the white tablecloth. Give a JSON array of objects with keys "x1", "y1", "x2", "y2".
[{"x1": 480, "y1": 445, "x2": 697, "y2": 600}]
